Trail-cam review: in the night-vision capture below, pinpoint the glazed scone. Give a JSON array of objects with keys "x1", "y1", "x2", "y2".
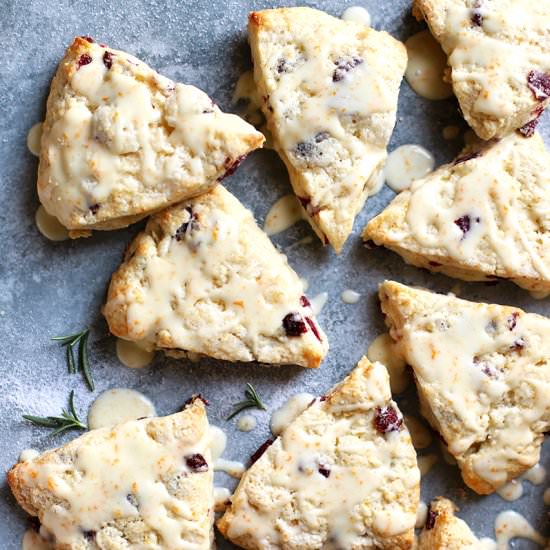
[
  {"x1": 364, "y1": 133, "x2": 550, "y2": 296},
  {"x1": 8, "y1": 397, "x2": 214, "y2": 549},
  {"x1": 412, "y1": 0, "x2": 550, "y2": 140},
  {"x1": 379, "y1": 281, "x2": 550, "y2": 494},
  {"x1": 248, "y1": 8, "x2": 407, "y2": 253},
  {"x1": 217, "y1": 357, "x2": 420, "y2": 549},
  {"x1": 103, "y1": 185, "x2": 327, "y2": 368},
  {"x1": 38, "y1": 36, "x2": 264, "y2": 236},
  {"x1": 417, "y1": 498, "x2": 480, "y2": 549}
]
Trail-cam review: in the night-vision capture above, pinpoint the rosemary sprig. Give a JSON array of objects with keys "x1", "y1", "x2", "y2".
[
  {"x1": 227, "y1": 383, "x2": 266, "y2": 420},
  {"x1": 52, "y1": 328, "x2": 95, "y2": 391},
  {"x1": 23, "y1": 390, "x2": 87, "y2": 436}
]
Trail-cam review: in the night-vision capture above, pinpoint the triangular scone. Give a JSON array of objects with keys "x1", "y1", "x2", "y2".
[
  {"x1": 379, "y1": 281, "x2": 550, "y2": 494},
  {"x1": 8, "y1": 398, "x2": 214, "y2": 549},
  {"x1": 38, "y1": 37, "x2": 264, "y2": 235},
  {"x1": 248, "y1": 8, "x2": 407, "y2": 253},
  {"x1": 103, "y1": 185, "x2": 327, "y2": 368},
  {"x1": 412, "y1": 0, "x2": 550, "y2": 140},
  {"x1": 364, "y1": 133, "x2": 550, "y2": 296},
  {"x1": 217, "y1": 357, "x2": 420, "y2": 549},
  {"x1": 417, "y1": 498, "x2": 480, "y2": 550}
]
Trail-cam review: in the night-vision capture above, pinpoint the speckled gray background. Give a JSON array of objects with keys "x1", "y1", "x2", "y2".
[{"x1": 1, "y1": 0, "x2": 549, "y2": 548}]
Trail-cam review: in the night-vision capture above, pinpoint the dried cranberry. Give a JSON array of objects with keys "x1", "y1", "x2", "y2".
[
  {"x1": 276, "y1": 58, "x2": 288, "y2": 73},
  {"x1": 81, "y1": 36, "x2": 94, "y2": 43},
  {"x1": 314, "y1": 131, "x2": 330, "y2": 143},
  {"x1": 298, "y1": 196, "x2": 311, "y2": 209},
  {"x1": 510, "y1": 338, "x2": 526, "y2": 352},
  {"x1": 454, "y1": 215, "x2": 471, "y2": 236},
  {"x1": 174, "y1": 207, "x2": 197, "y2": 240},
  {"x1": 306, "y1": 317, "x2": 322, "y2": 342},
  {"x1": 83, "y1": 530, "x2": 96, "y2": 541},
  {"x1": 77, "y1": 53, "x2": 92, "y2": 69},
  {"x1": 374, "y1": 405, "x2": 402, "y2": 434},
  {"x1": 103, "y1": 51, "x2": 113, "y2": 69},
  {"x1": 250, "y1": 439, "x2": 274, "y2": 465},
  {"x1": 319, "y1": 395, "x2": 328, "y2": 401},
  {"x1": 507, "y1": 312, "x2": 519, "y2": 331},
  {"x1": 300, "y1": 295, "x2": 311, "y2": 307},
  {"x1": 89, "y1": 203, "x2": 100, "y2": 215},
  {"x1": 518, "y1": 106, "x2": 544, "y2": 138},
  {"x1": 294, "y1": 141, "x2": 315, "y2": 158},
  {"x1": 184, "y1": 394, "x2": 209, "y2": 407},
  {"x1": 454, "y1": 151, "x2": 480, "y2": 165},
  {"x1": 126, "y1": 493, "x2": 139, "y2": 507},
  {"x1": 425, "y1": 506, "x2": 438, "y2": 530},
  {"x1": 318, "y1": 463, "x2": 331, "y2": 478},
  {"x1": 471, "y1": 1, "x2": 483, "y2": 26},
  {"x1": 428, "y1": 261, "x2": 442, "y2": 267},
  {"x1": 218, "y1": 154, "x2": 246, "y2": 181},
  {"x1": 185, "y1": 453, "x2": 209, "y2": 472},
  {"x1": 332, "y1": 56, "x2": 363, "y2": 82},
  {"x1": 527, "y1": 70, "x2": 550, "y2": 101},
  {"x1": 283, "y1": 313, "x2": 308, "y2": 336}
]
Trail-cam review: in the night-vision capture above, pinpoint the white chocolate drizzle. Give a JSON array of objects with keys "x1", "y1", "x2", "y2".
[
  {"x1": 494, "y1": 510, "x2": 546, "y2": 549},
  {"x1": 341, "y1": 289, "x2": 361, "y2": 304},
  {"x1": 87, "y1": 388, "x2": 156, "y2": 429},
  {"x1": 270, "y1": 392, "x2": 314, "y2": 436},
  {"x1": 214, "y1": 487, "x2": 232, "y2": 513},
  {"x1": 404, "y1": 416, "x2": 433, "y2": 450},
  {"x1": 27, "y1": 122, "x2": 43, "y2": 157},
  {"x1": 263, "y1": 194, "x2": 304, "y2": 236},
  {"x1": 417, "y1": 454, "x2": 439, "y2": 476},
  {"x1": 19, "y1": 449, "x2": 39, "y2": 462},
  {"x1": 236, "y1": 415, "x2": 257, "y2": 432},
  {"x1": 35, "y1": 206, "x2": 69, "y2": 242},
  {"x1": 115, "y1": 338, "x2": 154, "y2": 368},
  {"x1": 384, "y1": 144, "x2": 435, "y2": 192},
  {"x1": 415, "y1": 500, "x2": 428, "y2": 529},
  {"x1": 310, "y1": 291, "x2": 328, "y2": 316},
  {"x1": 341, "y1": 6, "x2": 371, "y2": 27},
  {"x1": 367, "y1": 334, "x2": 410, "y2": 394}
]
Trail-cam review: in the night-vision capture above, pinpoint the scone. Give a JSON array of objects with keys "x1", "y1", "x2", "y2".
[
  {"x1": 379, "y1": 280, "x2": 550, "y2": 494},
  {"x1": 217, "y1": 357, "x2": 420, "y2": 549},
  {"x1": 8, "y1": 397, "x2": 214, "y2": 549},
  {"x1": 248, "y1": 8, "x2": 407, "y2": 253},
  {"x1": 103, "y1": 185, "x2": 328, "y2": 368},
  {"x1": 417, "y1": 498, "x2": 479, "y2": 549},
  {"x1": 412, "y1": 0, "x2": 550, "y2": 140},
  {"x1": 38, "y1": 36, "x2": 264, "y2": 236},
  {"x1": 364, "y1": 133, "x2": 550, "y2": 296}
]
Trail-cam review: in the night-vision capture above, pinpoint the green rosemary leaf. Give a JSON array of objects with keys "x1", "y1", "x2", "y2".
[
  {"x1": 226, "y1": 384, "x2": 266, "y2": 420},
  {"x1": 52, "y1": 328, "x2": 94, "y2": 391},
  {"x1": 78, "y1": 331, "x2": 94, "y2": 391},
  {"x1": 66, "y1": 343, "x2": 76, "y2": 374}
]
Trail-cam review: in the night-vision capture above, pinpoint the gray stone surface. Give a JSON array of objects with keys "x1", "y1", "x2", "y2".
[{"x1": 0, "y1": 0, "x2": 549, "y2": 547}]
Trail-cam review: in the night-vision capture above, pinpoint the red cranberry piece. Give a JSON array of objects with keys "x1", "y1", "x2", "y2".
[
  {"x1": 507, "y1": 312, "x2": 519, "y2": 331},
  {"x1": 250, "y1": 439, "x2": 274, "y2": 465},
  {"x1": 374, "y1": 405, "x2": 403, "y2": 434},
  {"x1": 89, "y1": 203, "x2": 100, "y2": 215},
  {"x1": 471, "y1": 1, "x2": 483, "y2": 26},
  {"x1": 454, "y1": 151, "x2": 480, "y2": 165},
  {"x1": 276, "y1": 58, "x2": 288, "y2": 73},
  {"x1": 185, "y1": 453, "x2": 209, "y2": 472},
  {"x1": 518, "y1": 106, "x2": 544, "y2": 138},
  {"x1": 300, "y1": 295, "x2": 311, "y2": 307},
  {"x1": 425, "y1": 506, "x2": 438, "y2": 530},
  {"x1": 283, "y1": 313, "x2": 308, "y2": 336},
  {"x1": 332, "y1": 56, "x2": 363, "y2": 82},
  {"x1": 318, "y1": 463, "x2": 331, "y2": 478},
  {"x1": 218, "y1": 154, "x2": 246, "y2": 182},
  {"x1": 454, "y1": 215, "x2": 471, "y2": 236},
  {"x1": 174, "y1": 206, "x2": 197, "y2": 240},
  {"x1": 126, "y1": 493, "x2": 139, "y2": 507},
  {"x1": 184, "y1": 394, "x2": 209, "y2": 407},
  {"x1": 103, "y1": 51, "x2": 113, "y2": 69},
  {"x1": 429, "y1": 261, "x2": 442, "y2": 267},
  {"x1": 315, "y1": 131, "x2": 330, "y2": 143},
  {"x1": 81, "y1": 35, "x2": 94, "y2": 43},
  {"x1": 528, "y1": 70, "x2": 550, "y2": 101},
  {"x1": 306, "y1": 317, "x2": 322, "y2": 342},
  {"x1": 77, "y1": 53, "x2": 92, "y2": 69},
  {"x1": 510, "y1": 337, "x2": 526, "y2": 352},
  {"x1": 83, "y1": 530, "x2": 96, "y2": 541}
]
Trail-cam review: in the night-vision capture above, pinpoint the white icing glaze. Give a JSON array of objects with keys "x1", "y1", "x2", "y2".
[
  {"x1": 224, "y1": 361, "x2": 419, "y2": 547},
  {"x1": 417, "y1": 453, "x2": 438, "y2": 476},
  {"x1": 404, "y1": 416, "x2": 433, "y2": 450},
  {"x1": 18, "y1": 414, "x2": 212, "y2": 548},
  {"x1": 310, "y1": 291, "x2": 328, "y2": 316},
  {"x1": 367, "y1": 334, "x2": 410, "y2": 394},
  {"x1": 213, "y1": 458, "x2": 245, "y2": 479},
  {"x1": 232, "y1": 70, "x2": 264, "y2": 127},
  {"x1": 115, "y1": 338, "x2": 154, "y2": 368},
  {"x1": 341, "y1": 289, "x2": 361, "y2": 304},
  {"x1": 87, "y1": 388, "x2": 156, "y2": 429},
  {"x1": 496, "y1": 479, "x2": 523, "y2": 502},
  {"x1": 209, "y1": 425, "x2": 227, "y2": 461},
  {"x1": 405, "y1": 30, "x2": 453, "y2": 101},
  {"x1": 384, "y1": 144, "x2": 435, "y2": 192},
  {"x1": 523, "y1": 463, "x2": 546, "y2": 485},
  {"x1": 439, "y1": 442, "x2": 457, "y2": 466},
  {"x1": 442, "y1": 125, "x2": 460, "y2": 140},
  {"x1": 341, "y1": 6, "x2": 371, "y2": 27},
  {"x1": 479, "y1": 538, "x2": 498, "y2": 550},
  {"x1": 236, "y1": 415, "x2": 257, "y2": 432},
  {"x1": 19, "y1": 449, "x2": 39, "y2": 462},
  {"x1": 35, "y1": 206, "x2": 69, "y2": 242},
  {"x1": 22, "y1": 528, "x2": 52, "y2": 550},
  {"x1": 415, "y1": 500, "x2": 428, "y2": 529},
  {"x1": 263, "y1": 194, "x2": 304, "y2": 236},
  {"x1": 27, "y1": 122, "x2": 43, "y2": 157},
  {"x1": 214, "y1": 487, "x2": 232, "y2": 513},
  {"x1": 270, "y1": 392, "x2": 314, "y2": 436},
  {"x1": 494, "y1": 510, "x2": 547, "y2": 549}
]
